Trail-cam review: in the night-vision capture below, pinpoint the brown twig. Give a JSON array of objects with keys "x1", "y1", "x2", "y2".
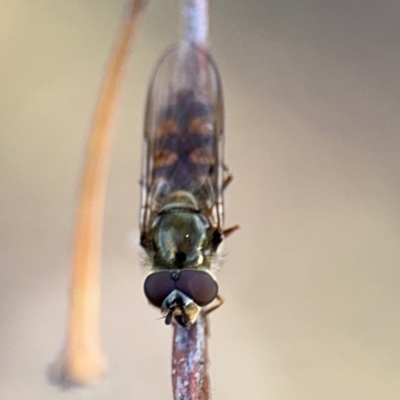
[
  {"x1": 182, "y1": 0, "x2": 209, "y2": 49},
  {"x1": 171, "y1": 2, "x2": 214, "y2": 399},
  {"x1": 48, "y1": 0, "x2": 149, "y2": 388},
  {"x1": 172, "y1": 312, "x2": 211, "y2": 400}
]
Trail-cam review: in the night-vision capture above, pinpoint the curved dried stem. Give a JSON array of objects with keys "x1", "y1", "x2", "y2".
[{"x1": 48, "y1": 0, "x2": 149, "y2": 388}]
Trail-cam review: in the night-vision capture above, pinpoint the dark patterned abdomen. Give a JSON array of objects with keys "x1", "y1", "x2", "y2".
[{"x1": 152, "y1": 91, "x2": 215, "y2": 192}]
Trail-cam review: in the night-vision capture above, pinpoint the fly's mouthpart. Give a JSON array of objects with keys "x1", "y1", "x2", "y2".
[{"x1": 161, "y1": 290, "x2": 201, "y2": 327}]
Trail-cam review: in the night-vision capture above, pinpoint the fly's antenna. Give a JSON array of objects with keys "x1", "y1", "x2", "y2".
[{"x1": 48, "y1": 0, "x2": 149, "y2": 388}]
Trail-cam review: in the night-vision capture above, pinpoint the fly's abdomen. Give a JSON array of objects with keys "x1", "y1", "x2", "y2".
[{"x1": 152, "y1": 91, "x2": 215, "y2": 190}]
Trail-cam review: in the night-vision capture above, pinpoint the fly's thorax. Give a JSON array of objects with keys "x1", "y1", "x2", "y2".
[{"x1": 150, "y1": 206, "x2": 211, "y2": 269}]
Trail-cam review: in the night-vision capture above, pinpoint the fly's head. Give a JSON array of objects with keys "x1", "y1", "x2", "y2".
[{"x1": 144, "y1": 269, "x2": 218, "y2": 327}]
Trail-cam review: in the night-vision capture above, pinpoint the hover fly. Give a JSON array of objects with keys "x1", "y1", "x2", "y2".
[{"x1": 140, "y1": 42, "x2": 236, "y2": 327}]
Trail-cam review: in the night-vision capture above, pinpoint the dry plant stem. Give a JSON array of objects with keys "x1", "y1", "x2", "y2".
[
  {"x1": 54, "y1": 0, "x2": 149, "y2": 388},
  {"x1": 182, "y1": 0, "x2": 209, "y2": 49},
  {"x1": 172, "y1": 1, "x2": 213, "y2": 399},
  {"x1": 172, "y1": 312, "x2": 211, "y2": 400}
]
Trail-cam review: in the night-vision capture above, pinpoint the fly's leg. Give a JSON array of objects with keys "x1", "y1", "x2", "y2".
[
  {"x1": 204, "y1": 295, "x2": 224, "y2": 316},
  {"x1": 223, "y1": 225, "x2": 239, "y2": 237},
  {"x1": 203, "y1": 295, "x2": 224, "y2": 336},
  {"x1": 221, "y1": 162, "x2": 238, "y2": 237},
  {"x1": 223, "y1": 174, "x2": 233, "y2": 191},
  {"x1": 222, "y1": 163, "x2": 233, "y2": 191}
]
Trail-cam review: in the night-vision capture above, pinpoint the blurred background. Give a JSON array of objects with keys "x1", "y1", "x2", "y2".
[{"x1": 1, "y1": 1, "x2": 400, "y2": 399}]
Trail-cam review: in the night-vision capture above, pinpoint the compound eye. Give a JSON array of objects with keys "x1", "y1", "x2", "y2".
[
  {"x1": 144, "y1": 271, "x2": 175, "y2": 307},
  {"x1": 176, "y1": 270, "x2": 218, "y2": 307}
]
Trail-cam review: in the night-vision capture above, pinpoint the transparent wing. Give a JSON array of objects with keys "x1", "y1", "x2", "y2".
[{"x1": 140, "y1": 45, "x2": 225, "y2": 236}]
